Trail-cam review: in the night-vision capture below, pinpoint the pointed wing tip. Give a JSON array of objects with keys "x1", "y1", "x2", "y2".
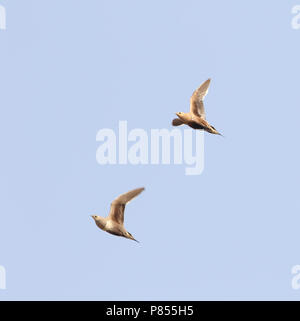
[{"x1": 113, "y1": 187, "x2": 145, "y2": 205}]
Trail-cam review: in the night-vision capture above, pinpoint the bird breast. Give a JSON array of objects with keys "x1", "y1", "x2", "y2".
[
  {"x1": 104, "y1": 220, "x2": 120, "y2": 232},
  {"x1": 104, "y1": 220, "x2": 125, "y2": 237}
]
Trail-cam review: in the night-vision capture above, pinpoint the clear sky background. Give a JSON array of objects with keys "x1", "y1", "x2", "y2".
[{"x1": 0, "y1": 0, "x2": 300, "y2": 300}]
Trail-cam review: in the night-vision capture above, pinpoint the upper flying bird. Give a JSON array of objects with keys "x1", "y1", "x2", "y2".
[
  {"x1": 172, "y1": 79, "x2": 222, "y2": 136},
  {"x1": 91, "y1": 187, "x2": 145, "y2": 242}
]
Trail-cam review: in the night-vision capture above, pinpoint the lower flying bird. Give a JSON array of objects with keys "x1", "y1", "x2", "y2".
[
  {"x1": 91, "y1": 187, "x2": 145, "y2": 242},
  {"x1": 172, "y1": 78, "x2": 222, "y2": 136}
]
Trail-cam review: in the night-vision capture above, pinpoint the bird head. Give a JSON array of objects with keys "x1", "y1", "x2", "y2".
[
  {"x1": 90, "y1": 215, "x2": 106, "y2": 229},
  {"x1": 176, "y1": 112, "x2": 185, "y2": 120}
]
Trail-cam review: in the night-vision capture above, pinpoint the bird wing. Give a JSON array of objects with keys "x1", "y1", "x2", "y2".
[
  {"x1": 189, "y1": 78, "x2": 211, "y2": 118},
  {"x1": 172, "y1": 118, "x2": 184, "y2": 126},
  {"x1": 108, "y1": 187, "x2": 145, "y2": 224},
  {"x1": 192, "y1": 115, "x2": 211, "y2": 128}
]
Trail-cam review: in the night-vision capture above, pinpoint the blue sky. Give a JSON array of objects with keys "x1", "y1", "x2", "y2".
[{"x1": 0, "y1": 0, "x2": 300, "y2": 300}]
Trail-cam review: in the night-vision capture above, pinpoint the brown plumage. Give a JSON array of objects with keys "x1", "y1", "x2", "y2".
[
  {"x1": 91, "y1": 187, "x2": 145, "y2": 242},
  {"x1": 172, "y1": 79, "x2": 222, "y2": 136}
]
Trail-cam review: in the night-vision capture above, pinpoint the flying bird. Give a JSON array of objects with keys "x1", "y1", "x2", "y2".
[
  {"x1": 172, "y1": 79, "x2": 222, "y2": 136},
  {"x1": 91, "y1": 187, "x2": 145, "y2": 242}
]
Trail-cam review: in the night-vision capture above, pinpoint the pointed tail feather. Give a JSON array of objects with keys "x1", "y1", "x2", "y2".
[{"x1": 126, "y1": 232, "x2": 139, "y2": 243}]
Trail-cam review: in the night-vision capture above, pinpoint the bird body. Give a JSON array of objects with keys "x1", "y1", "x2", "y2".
[
  {"x1": 91, "y1": 187, "x2": 145, "y2": 242},
  {"x1": 172, "y1": 79, "x2": 222, "y2": 136}
]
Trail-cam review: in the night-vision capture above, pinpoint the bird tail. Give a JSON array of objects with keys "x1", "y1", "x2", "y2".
[{"x1": 126, "y1": 232, "x2": 139, "y2": 243}]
